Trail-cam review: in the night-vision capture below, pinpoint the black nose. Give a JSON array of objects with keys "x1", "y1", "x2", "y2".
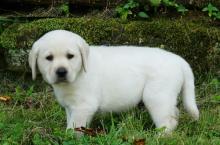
[{"x1": 56, "y1": 67, "x2": 67, "y2": 78}]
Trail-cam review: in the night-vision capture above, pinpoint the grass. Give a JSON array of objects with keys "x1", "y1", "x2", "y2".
[{"x1": 0, "y1": 72, "x2": 220, "y2": 145}]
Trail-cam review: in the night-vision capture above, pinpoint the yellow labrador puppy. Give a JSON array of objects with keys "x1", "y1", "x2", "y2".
[{"x1": 29, "y1": 30, "x2": 199, "y2": 133}]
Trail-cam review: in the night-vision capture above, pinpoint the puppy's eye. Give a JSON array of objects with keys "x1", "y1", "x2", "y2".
[
  {"x1": 67, "y1": 54, "x2": 74, "y2": 59},
  {"x1": 46, "y1": 55, "x2": 53, "y2": 61}
]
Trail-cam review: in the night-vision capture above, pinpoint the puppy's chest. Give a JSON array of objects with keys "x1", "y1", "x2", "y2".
[{"x1": 53, "y1": 88, "x2": 77, "y2": 107}]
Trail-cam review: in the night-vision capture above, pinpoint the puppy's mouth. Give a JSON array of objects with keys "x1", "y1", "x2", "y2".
[{"x1": 55, "y1": 77, "x2": 69, "y2": 84}]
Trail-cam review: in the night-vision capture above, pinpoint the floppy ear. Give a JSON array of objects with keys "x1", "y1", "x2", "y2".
[
  {"x1": 78, "y1": 39, "x2": 89, "y2": 72},
  {"x1": 28, "y1": 43, "x2": 40, "y2": 80}
]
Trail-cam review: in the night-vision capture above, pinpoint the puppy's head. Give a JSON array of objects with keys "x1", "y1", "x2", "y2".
[{"x1": 29, "y1": 30, "x2": 89, "y2": 84}]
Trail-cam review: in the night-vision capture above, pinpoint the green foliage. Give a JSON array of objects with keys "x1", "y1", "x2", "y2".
[
  {"x1": 137, "y1": 11, "x2": 149, "y2": 18},
  {"x1": 116, "y1": 0, "x2": 188, "y2": 20},
  {"x1": 150, "y1": 0, "x2": 188, "y2": 14},
  {"x1": 115, "y1": 0, "x2": 148, "y2": 21},
  {"x1": 13, "y1": 85, "x2": 34, "y2": 102},
  {"x1": 150, "y1": 0, "x2": 161, "y2": 7},
  {"x1": 202, "y1": 3, "x2": 218, "y2": 17},
  {"x1": 202, "y1": 3, "x2": 220, "y2": 20},
  {"x1": 58, "y1": 3, "x2": 70, "y2": 17},
  {"x1": 176, "y1": 4, "x2": 189, "y2": 14},
  {"x1": 209, "y1": 78, "x2": 220, "y2": 102}
]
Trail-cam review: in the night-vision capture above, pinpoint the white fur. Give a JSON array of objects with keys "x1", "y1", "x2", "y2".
[{"x1": 29, "y1": 30, "x2": 199, "y2": 133}]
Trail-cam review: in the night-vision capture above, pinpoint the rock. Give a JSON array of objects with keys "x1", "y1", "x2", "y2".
[{"x1": 0, "y1": 17, "x2": 220, "y2": 78}]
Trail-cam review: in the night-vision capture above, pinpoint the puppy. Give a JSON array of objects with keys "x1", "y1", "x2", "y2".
[{"x1": 29, "y1": 30, "x2": 199, "y2": 133}]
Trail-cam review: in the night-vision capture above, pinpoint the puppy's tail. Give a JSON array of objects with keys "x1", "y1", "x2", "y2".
[{"x1": 181, "y1": 61, "x2": 199, "y2": 120}]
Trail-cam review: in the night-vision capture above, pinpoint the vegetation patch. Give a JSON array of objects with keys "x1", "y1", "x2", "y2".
[{"x1": 0, "y1": 72, "x2": 219, "y2": 144}]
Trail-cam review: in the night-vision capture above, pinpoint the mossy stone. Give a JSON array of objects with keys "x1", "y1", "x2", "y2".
[{"x1": 0, "y1": 18, "x2": 219, "y2": 78}]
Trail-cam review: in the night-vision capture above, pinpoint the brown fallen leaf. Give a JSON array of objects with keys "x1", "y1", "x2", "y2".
[
  {"x1": 23, "y1": 97, "x2": 41, "y2": 109},
  {"x1": 133, "y1": 138, "x2": 145, "y2": 145},
  {"x1": 74, "y1": 127, "x2": 105, "y2": 137},
  {"x1": 0, "y1": 96, "x2": 11, "y2": 102},
  {"x1": 25, "y1": 98, "x2": 34, "y2": 108}
]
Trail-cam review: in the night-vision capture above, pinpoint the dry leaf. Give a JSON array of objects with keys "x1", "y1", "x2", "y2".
[
  {"x1": 74, "y1": 127, "x2": 105, "y2": 137},
  {"x1": 133, "y1": 138, "x2": 145, "y2": 145},
  {"x1": 0, "y1": 96, "x2": 11, "y2": 102},
  {"x1": 25, "y1": 98, "x2": 34, "y2": 108}
]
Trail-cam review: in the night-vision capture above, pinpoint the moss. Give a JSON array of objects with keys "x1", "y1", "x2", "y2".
[
  {"x1": 119, "y1": 19, "x2": 220, "y2": 76},
  {"x1": 0, "y1": 18, "x2": 123, "y2": 50},
  {"x1": 0, "y1": 17, "x2": 220, "y2": 77}
]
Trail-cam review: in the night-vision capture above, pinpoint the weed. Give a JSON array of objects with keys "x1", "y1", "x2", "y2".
[
  {"x1": 156, "y1": 0, "x2": 188, "y2": 14},
  {"x1": 58, "y1": 2, "x2": 69, "y2": 17},
  {"x1": 176, "y1": 4, "x2": 188, "y2": 14},
  {"x1": 202, "y1": 3, "x2": 220, "y2": 20},
  {"x1": 116, "y1": 0, "x2": 188, "y2": 20},
  {"x1": 115, "y1": 0, "x2": 148, "y2": 21}
]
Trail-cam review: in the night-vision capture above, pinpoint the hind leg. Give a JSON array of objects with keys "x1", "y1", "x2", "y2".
[{"x1": 142, "y1": 83, "x2": 180, "y2": 133}]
